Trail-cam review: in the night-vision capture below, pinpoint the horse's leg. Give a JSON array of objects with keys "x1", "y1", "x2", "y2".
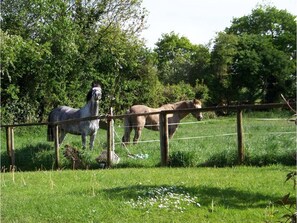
[
  {"x1": 123, "y1": 126, "x2": 132, "y2": 145},
  {"x1": 122, "y1": 116, "x2": 132, "y2": 145},
  {"x1": 133, "y1": 126, "x2": 143, "y2": 144},
  {"x1": 81, "y1": 134, "x2": 87, "y2": 149},
  {"x1": 89, "y1": 132, "x2": 97, "y2": 150},
  {"x1": 59, "y1": 130, "x2": 66, "y2": 146},
  {"x1": 169, "y1": 125, "x2": 178, "y2": 139},
  {"x1": 133, "y1": 117, "x2": 145, "y2": 144}
]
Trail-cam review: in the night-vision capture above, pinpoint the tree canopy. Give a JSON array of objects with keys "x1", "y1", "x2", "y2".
[
  {"x1": 1, "y1": 2, "x2": 295, "y2": 123},
  {"x1": 225, "y1": 5, "x2": 296, "y2": 103}
]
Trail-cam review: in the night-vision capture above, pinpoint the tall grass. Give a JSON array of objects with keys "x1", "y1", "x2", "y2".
[{"x1": 1, "y1": 111, "x2": 295, "y2": 170}]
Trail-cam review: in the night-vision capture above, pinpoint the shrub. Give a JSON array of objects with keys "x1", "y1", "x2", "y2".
[
  {"x1": 202, "y1": 149, "x2": 238, "y2": 167},
  {"x1": 169, "y1": 151, "x2": 197, "y2": 167}
]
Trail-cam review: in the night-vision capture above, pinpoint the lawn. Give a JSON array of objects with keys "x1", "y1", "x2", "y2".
[
  {"x1": 1, "y1": 111, "x2": 296, "y2": 222},
  {"x1": 1, "y1": 166, "x2": 296, "y2": 223}
]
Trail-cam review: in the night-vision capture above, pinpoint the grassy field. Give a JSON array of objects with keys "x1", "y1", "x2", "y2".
[
  {"x1": 1, "y1": 111, "x2": 296, "y2": 222},
  {"x1": 1, "y1": 166, "x2": 296, "y2": 223},
  {"x1": 1, "y1": 110, "x2": 295, "y2": 170}
]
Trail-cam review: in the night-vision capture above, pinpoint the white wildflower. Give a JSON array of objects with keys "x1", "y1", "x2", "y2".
[{"x1": 126, "y1": 186, "x2": 201, "y2": 212}]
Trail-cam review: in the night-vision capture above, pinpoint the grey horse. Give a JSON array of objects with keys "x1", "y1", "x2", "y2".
[{"x1": 47, "y1": 85, "x2": 102, "y2": 150}]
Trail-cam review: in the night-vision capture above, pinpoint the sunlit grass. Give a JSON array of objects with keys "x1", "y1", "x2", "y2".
[
  {"x1": 1, "y1": 166, "x2": 295, "y2": 222},
  {"x1": 1, "y1": 111, "x2": 296, "y2": 170}
]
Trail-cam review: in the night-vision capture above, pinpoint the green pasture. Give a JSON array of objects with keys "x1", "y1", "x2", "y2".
[
  {"x1": 1, "y1": 111, "x2": 296, "y2": 222},
  {"x1": 1, "y1": 110, "x2": 295, "y2": 170}
]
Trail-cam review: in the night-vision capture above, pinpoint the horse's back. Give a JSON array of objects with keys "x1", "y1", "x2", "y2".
[
  {"x1": 49, "y1": 106, "x2": 80, "y2": 121},
  {"x1": 129, "y1": 105, "x2": 153, "y2": 114},
  {"x1": 48, "y1": 106, "x2": 78, "y2": 141},
  {"x1": 48, "y1": 106, "x2": 82, "y2": 135},
  {"x1": 128, "y1": 105, "x2": 162, "y2": 131}
]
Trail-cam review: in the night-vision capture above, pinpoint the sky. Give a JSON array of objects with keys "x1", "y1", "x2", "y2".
[{"x1": 140, "y1": 0, "x2": 296, "y2": 49}]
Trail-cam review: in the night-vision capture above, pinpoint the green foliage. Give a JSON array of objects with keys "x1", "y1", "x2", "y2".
[
  {"x1": 226, "y1": 5, "x2": 296, "y2": 54},
  {"x1": 162, "y1": 82, "x2": 196, "y2": 104},
  {"x1": 274, "y1": 172, "x2": 297, "y2": 223},
  {"x1": 226, "y1": 5, "x2": 296, "y2": 103},
  {"x1": 209, "y1": 32, "x2": 239, "y2": 104},
  {"x1": 154, "y1": 32, "x2": 210, "y2": 85},
  {"x1": 169, "y1": 151, "x2": 197, "y2": 167},
  {"x1": 1, "y1": 2, "x2": 295, "y2": 124},
  {"x1": 1, "y1": 0, "x2": 149, "y2": 122},
  {"x1": 209, "y1": 5, "x2": 296, "y2": 105},
  {"x1": 194, "y1": 80, "x2": 210, "y2": 101},
  {"x1": 230, "y1": 34, "x2": 295, "y2": 103}
]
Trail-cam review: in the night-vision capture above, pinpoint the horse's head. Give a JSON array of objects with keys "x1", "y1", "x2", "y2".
[
  {"x1": 190, "y1": 99, "x2": 203, "y2": 121},
  {"x1": 86, "y1": 82, "x2": 102, "y2": 102},
  {"x1": 87, "y1": 86, "x2": 102, "y2": 102},
  {"x1": 92, "y1": 86, "x2": 102, "y2": 101}
]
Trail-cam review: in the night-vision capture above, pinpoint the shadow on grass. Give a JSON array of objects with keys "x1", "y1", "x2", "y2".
[
  {"x1": 199, "y1": 150, "x2": 296, "y2": 167},
  {"x1": 1, "y1": 143, "x2": 56, "y2": 171},
  {"x1": 101, "y1": 184, "x2": 279, "y2": 210},
  {"x1": 1, "y1": 143, "x2": 122, "y2": 171}
]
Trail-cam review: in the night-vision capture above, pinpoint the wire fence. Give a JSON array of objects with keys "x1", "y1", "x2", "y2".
[{"x1": 1, "y1": 102, "x2": 296, "y2": 170}]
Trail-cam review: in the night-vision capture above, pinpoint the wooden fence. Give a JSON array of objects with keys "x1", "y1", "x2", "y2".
[{"x1": 1, "y1": 102, "x2": 295, "y2": 169}]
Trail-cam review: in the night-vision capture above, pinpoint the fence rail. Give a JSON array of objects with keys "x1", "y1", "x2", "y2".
[{"x1": 1, "y1": 102, "x2": 295, "y2": 169}]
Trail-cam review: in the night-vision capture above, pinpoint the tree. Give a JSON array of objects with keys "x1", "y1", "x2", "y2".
[
  {"x1": 0, "y1": 30, "x2": 51, "y2": 122},
  {"x1": 226, "y1": 5, "x2": 296, "y2": 54},
  {"x1": 226, "y1": 5, "x2": 296, "y2": 103},
  {"x1": 154, "y1": 32, "x2": 210, "y2": 85},
  {"x1": 230, "y1": 34, "x2": 295, "y2": 103},
  {"x1": 209, "y1": 32, "x2": 239, "y2": 104},
  {"x1": 210, "y1": 5, "x2": 296, "y2": 105},
  {"x1": 1, "y1": 0, "x2": 149, "y2": 122}
]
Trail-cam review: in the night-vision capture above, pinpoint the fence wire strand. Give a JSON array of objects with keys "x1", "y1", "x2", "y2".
[{"x1": 113, "y1": 118, "x2": 295, "y2": 145}]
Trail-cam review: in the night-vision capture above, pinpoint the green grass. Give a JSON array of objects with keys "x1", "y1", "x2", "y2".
[
  {"x1": 1, "y1": 166, "x2": 295, "y2": 222},
  {"x1": 1, "y1": 111, "x2": 296, "y2": 222},
  {"x1": 1, "y1": 111, "x2": 296, "y2": 170}
]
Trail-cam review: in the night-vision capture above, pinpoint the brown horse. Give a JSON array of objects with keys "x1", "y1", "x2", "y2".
[{"x1": 122, "y1": 99, "x2": 203, "y2": 145}]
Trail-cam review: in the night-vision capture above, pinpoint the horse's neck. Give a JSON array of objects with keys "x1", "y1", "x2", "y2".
[
  {"x1": 81, "y1": 101, "x2": 99, "y2": 117},
  {"x1": 173, "y1": 101, "x2": 189, "y2": 109},
  {"x1": 91, "y1": 101, "x2": 99, "y2": 116},
  {"x1": 172, "y1": 101, "x2": 190, "y2": 120}
]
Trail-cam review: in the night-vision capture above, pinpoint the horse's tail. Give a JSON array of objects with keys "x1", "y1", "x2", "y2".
[
  {"x1": 47, "y1": 111, "x2": 54, "y2": 141},
  {"x1": 122, "y1": 109, "x2": 132, "y2": 145}
]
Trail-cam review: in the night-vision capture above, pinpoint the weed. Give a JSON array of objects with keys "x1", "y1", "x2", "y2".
[{"x1": 169, "y1": 151, "x2": 197, "y2": 167}]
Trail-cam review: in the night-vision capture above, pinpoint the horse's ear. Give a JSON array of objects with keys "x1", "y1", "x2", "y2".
[
  {"x1": 193, "y1": 99, "x2": 201, "y2": 105},
  {"x1": 92, "y1": 81, "x2": 101, "y2": 88}
]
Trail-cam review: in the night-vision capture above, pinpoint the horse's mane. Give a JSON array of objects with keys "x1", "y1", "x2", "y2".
[
  {"x1": 172, "y1": 99, "x2": 202, "y2": 109},
  {"x1": 86, "y1": 82, "x2": 101, "y2": 102}
]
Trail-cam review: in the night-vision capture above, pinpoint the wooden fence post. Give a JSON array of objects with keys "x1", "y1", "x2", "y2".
[
  {"x1": 54, "y1": 125, "x2": 60, "y2": 169},
  {"x1": 160, "y1": 111, "x2": 169, "y2": 166},
  {"x1": 236, "y1": 109, "x2": 244, "y2": 164},
  {"x1": 6, "y1": 127, "x2": 15, "y2": 168},
  {"x1": 6, "y1": 127, "x2": 11, "y2": 156},
  {"x1": 106, "y1": 108, "x2": 114, "y2": 168}
]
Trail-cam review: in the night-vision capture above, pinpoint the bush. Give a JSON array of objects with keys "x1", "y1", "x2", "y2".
[
  {"x1": 169, "y1": 151, "x2": 197, "y2": 167},
  {"x1": 162, "y1": 82, "x2": 195, "y2": 104},
  {"x1": 202, "y1": 149, "x2": 238, "y2": 167}
]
